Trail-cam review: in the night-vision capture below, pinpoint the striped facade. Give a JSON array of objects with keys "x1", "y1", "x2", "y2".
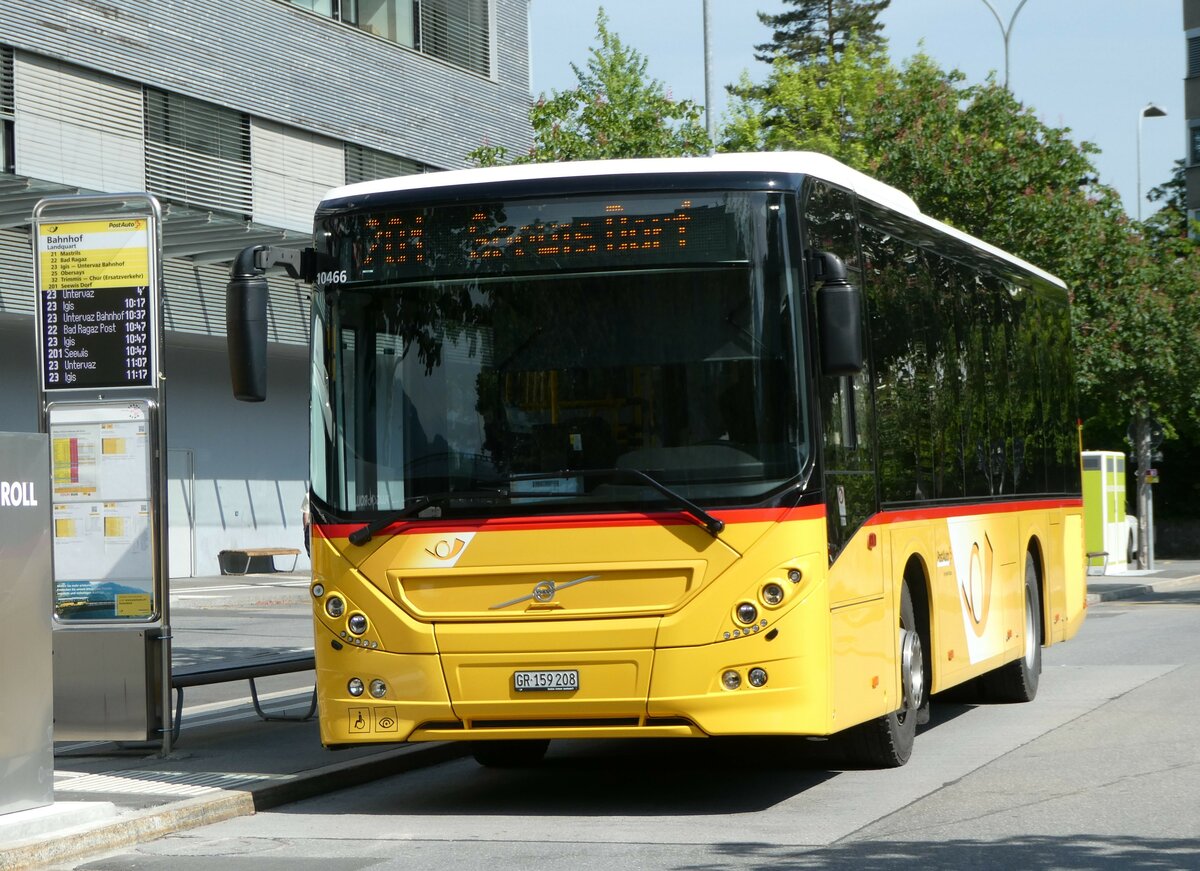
[{"x1": 0, "y1": 0, "x2": 533, "y2": 576}]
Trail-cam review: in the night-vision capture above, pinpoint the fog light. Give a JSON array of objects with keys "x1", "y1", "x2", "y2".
[
  {"x1": 736, "y1": 602, "x2": 758, "y2": 625},
  {"x1": 748, "y1": 667, "x2": 769, "y2": 687},
  {"x1": 762, "y1": 583, "x2": 785, "y2": 606},
  {"x1": 788, "y1": 569, "x2": 802, "y2": 584},
  {"x1": 369, "y1": 679, "x2": 388, "y2": 698},
  {"x1": 311, "y1": 583, "x2": 325, "y2": 598},
  {"x1": 348, "y1": 613, "x2": 368, "y2": 635},
  {"x1": 722, "y1": 670, "x2": 742, "y2": 690},
  {"x1": 326, "y1": 596, "x2": 345, "y2": 618},
  {"x1": 348, "y1": 677, "x2": 364, "y2": 697}
]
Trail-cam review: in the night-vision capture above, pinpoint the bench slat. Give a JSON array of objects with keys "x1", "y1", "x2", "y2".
[{"x1": 170, "y1": 651, "x2": 317, "y2": 740}]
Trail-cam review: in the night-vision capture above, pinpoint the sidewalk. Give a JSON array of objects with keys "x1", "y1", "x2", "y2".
[
  {"x1": 1084, "y1": 557, "x2": 1200, "y2": 603},
  {"x1": 3, "y1": 562, "x2": 1199, "y2": 870},
  {"x1": 0, "y1": 707, "x2": 468, "y2": 870}
]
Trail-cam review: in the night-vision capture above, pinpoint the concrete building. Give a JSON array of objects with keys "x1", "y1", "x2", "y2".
[
  {"x1": 0, "y1": 0, "x2": 533, "y2": 575},
  {"x1": 1186, "y1": 0, "x2": 1200, "y2": 223}
]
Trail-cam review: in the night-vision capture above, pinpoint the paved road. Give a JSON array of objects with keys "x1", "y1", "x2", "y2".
[{"x1": 64, "y1": 579, "x2": 1200, "y2": 870}]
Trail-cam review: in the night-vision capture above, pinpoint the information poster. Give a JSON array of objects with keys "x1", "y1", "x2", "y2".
[
  {"x1": 48, "y1": 402, "x2": 155, "y2": 621},
  {"x1": 35, "y1": 218, "x2": 155, "y2": 391}
]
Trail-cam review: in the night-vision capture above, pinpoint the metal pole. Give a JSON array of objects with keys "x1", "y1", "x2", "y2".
[
  {"x1": 1137, "y1": 111, "x2": 1143, "y2": 222},
  {"x1": 1137, "y1": 103, "x2": 1168, "y2": 221},
  {"x1": 1136, "y1": 413, "x2": 1153, "y2": 571},
  {"x1": 703, "y1": 0, "x2": 715, "y2": 147},
  {"x1": 978, "y1": 0, "x2": 1030, "y2": 89}
]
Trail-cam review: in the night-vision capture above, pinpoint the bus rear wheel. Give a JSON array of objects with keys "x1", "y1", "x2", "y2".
[
  {"x1": 845, "y1": 582, "x2": 924, "y2": 768},
  {"x1": 980, "y1": 552, "x2": 1041, "y2": 703},
  {"x1": 470, "y1": 739, "x2": 550, "y2": 768}
]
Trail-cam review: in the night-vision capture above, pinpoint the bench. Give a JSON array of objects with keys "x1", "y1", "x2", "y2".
[
  {"x1": 1087, "y1": 550, "x2": 1108, "y2": 576},
  {"x1": 218, "y1": 547, "x2": 301, "y2": 575},
  {"x1": 171, "y1": 650, "x2": 316, "y2": 741}
]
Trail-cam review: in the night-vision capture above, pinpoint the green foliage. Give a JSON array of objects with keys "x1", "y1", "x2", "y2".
[
  {"x1": 754, "y1": 0, "x2": 891, "y2": 64},
  {"x1": 724, "y1": 41, "x2": 895, "y2": 166},
  {"x1": 467, "y1": 9, "x2": 709, "y2": 166},
  {"x1": 721, "y1": 43, "x2": 1200, "y2": 454}
]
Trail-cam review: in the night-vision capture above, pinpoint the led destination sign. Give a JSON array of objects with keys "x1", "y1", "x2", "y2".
[
  {"x1": 36, "y1": 218, "x2": 156, "y2": 391},
  {"x1": 330, "y1": 194, "x2": 748, "y2": 281}
]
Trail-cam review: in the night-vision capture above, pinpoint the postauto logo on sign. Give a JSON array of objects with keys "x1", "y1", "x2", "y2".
[{"x1": 0, "y1": 480, "x2": 38, "y2": 507}]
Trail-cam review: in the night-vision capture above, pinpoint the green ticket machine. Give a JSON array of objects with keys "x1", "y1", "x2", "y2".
[{"x1": 1082, "y1": 450, "x2": 1128, "y2": 574}]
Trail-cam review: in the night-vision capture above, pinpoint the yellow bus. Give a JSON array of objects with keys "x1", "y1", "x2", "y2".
[{"x1": 227, "y1": 152, "x2": 1085, "y2": 768}]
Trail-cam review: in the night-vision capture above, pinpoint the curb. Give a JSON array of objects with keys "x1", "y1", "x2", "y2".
[
  {"x1": 0, "y1": 742, "x2": 468, "y2": 871},
  {"x1": 1086, "y1": 573, "x2": 1200, "y2": 605}
]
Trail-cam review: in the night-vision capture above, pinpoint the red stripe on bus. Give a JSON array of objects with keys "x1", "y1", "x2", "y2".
[
  {"x1": 867, "y1": 498, "x2": 1082, "y2": 526},
  {"x1": 313, "y1": 503, "x2": 825, "y2": 539}
]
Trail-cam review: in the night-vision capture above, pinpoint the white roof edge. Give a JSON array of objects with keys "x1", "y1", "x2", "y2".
[{"x1": 321, "y1": 151, "x2": 1065, "y2": 289}]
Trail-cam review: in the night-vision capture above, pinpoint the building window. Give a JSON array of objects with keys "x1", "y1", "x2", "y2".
[
  {"x1": 344, "y1": 142, "x2": 436, "y2": 184},
  {"x1": 1191, "y1": 124, "x2": 1200, "y2": 167},
  {"x1": 0, "y1": 46, "x2": 13, "y2": 173},
  {"x1": 284, "y1": 0, "x2": 491, "y2": 77},
  {"x1": 144, "y1": 89, "x2": 253, "y2": 215},
  {"x1": 1190, "y1": 35, "x2": 1200, "y2": 78}
]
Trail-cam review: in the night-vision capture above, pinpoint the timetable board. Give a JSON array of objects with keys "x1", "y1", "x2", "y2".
[
  {"x1": 35, "y1": 218, "x2": 156, "y2": 391},
  {"x1": 47, "y1": 402, "x2": 156, "y2": 621}
]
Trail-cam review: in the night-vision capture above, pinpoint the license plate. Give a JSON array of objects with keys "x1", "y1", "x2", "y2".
[{"x1": 513, "y1": 669, "x2": 579, "y2": 692}]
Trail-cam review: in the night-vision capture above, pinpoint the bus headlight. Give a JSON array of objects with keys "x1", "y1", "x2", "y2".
[
  {"x1": 348, "y1": 613, "x2": 368, "y2": 635},
  {"x1": 736, "y1": 602, "x2": 758, "y2": 625},
  {"x1": 721, "y1": 670, "x2": 742, "y2": 690},
  {"x1": 369, "y1": 679, "x2": 388, "y2": 698},
  {"x1": 348, "y1": 677, "x2": 364, "y2": 697},
  {"x1": 748, "y1": 668, "x2": 769, "y2": 687},
  {"x1": 325, "y1": 596, "x2": 345, "y2": 618},
  {"x1": 761, "y1": 583, "x2": 785, "y2": 606}
]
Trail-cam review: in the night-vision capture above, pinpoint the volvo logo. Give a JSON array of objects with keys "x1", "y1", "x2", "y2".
[{"x1": 490, "y1": 574, "x2": 600, "y2": 610}]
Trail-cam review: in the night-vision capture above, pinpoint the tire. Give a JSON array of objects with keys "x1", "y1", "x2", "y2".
[
  {"x1": 470, "y1": 739, "x2": 550, "y2": 768},
  {"x1": 980, "y1": 551, "x2": 1041, "y2": 703},
  {"x1": 1127, "y1": 532, "x2": 1134, "y2": 566},
  {"x1": 845, "y1": 582, "x2": 924, "y2": 768}
]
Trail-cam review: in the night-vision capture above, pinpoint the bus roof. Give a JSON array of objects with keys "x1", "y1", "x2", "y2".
[{"x1": 321, "y1": 151, "x2": 1065, "y2": 290}]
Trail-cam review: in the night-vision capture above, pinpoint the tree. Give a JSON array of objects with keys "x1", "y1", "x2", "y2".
[
  {"x1": 468, "y1": 9, "x2": 709, "y2": 166},
  {"x1": 720, "y1": 45, "x2": 1200, "y2": 475},
  {"x1": 1143, "y1": 159, "x2": 1199, "y2": 245},
  {"x1": 723, "y1": 40, "x2": 895, "y2": 165},
  {"x1": 754, "y1": 0, "x2": 891, "y2": 64}
]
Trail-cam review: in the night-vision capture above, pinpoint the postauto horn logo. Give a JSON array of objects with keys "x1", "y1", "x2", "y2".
[{"x1": 0, "y1": 480, "x2": 38, "y2": 507}]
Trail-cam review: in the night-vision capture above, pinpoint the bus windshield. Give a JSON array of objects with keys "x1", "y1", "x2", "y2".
[{"x1": 310, "y1": 190, "x2": 808, "y2": 519}]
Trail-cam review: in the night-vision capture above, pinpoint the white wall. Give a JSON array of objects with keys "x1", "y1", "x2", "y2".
[{"x1": 163, "y1": 338, "x2": 310, "y2": 576}]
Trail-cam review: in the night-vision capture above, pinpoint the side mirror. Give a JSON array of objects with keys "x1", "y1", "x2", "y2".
[
  {"x1": 812, "y1": 251, "x2": 864, "y2": 376},
  {"x1": 227, "y1": 246, "x2": 269, "y2": 402}
]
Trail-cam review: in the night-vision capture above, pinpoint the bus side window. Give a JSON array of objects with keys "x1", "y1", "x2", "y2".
[{"x1": 803, "y1": 181, "x2": 875, "y2": 554}]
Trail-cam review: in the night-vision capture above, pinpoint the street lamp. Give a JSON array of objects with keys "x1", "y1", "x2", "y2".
[
  {"x1": 1137, "y1": 102, "x2": 1168, "y2": 221},
  {"x1": 702, "y1": 0, "x2": 715, "y2": 148},
  {"x1": 978, "y1": 0, "x2": 1031, "y2": 89}
]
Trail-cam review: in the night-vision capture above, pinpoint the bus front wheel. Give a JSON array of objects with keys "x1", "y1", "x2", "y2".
[{"x1": 845, "y1": 582, "x2": 924, "y2": 768}]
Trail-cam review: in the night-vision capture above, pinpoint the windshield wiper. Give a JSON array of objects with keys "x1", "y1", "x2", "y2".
[
  {"x1": 348, "y1": 488, "x2": 506, "y2": 545},
  {"x1": 511, "y1": 468, "x2": 726, "y2": 537}
]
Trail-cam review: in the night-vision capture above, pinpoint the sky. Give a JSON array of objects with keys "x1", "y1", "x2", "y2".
[{"x1": 528, "y1": 0, "x2": 1184, "y2": 220}]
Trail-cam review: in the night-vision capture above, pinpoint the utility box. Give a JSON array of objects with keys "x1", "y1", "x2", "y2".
[
  {"x1": 1082, "y1": 450, "x2": 1128, "y2": 573},
  {"x1": 0, "y1": 431, "x2": 54, "y2": 816}
]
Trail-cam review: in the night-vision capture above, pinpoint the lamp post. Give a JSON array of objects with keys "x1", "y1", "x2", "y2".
[
  {"x1": 978, "y1": 0, "x2": 1031, "y2": 89},
  {"x1": 703, "y1": 0, "x2": 715, "y2": 148},
  {"x1": 1133, "y1": 102, "x2": 1167, "y2": 569},
  {"x1": 1137, "y1": 102, "x2": 1168, "y2": 221}
]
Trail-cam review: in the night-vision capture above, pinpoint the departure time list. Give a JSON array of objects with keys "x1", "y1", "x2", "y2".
[{"x1": 36, "y1": 218, "x2": 156, "y2": 391}]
